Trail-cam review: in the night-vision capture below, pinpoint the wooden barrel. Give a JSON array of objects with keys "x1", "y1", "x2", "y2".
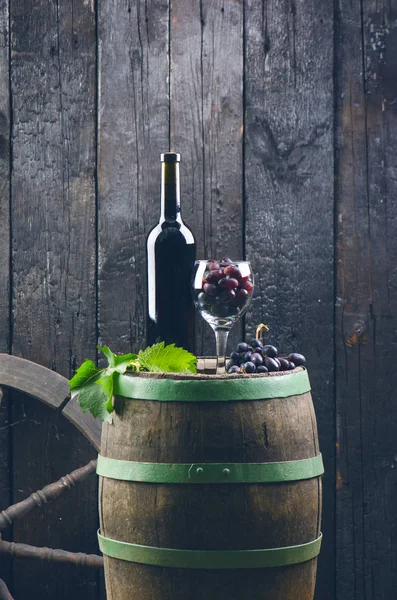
[{"x1": 98, "y1": 367, "x2": 323, "y2": 600}]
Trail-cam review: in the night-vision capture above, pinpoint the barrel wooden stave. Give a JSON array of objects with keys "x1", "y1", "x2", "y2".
[
  {"x1": 104, "y1": 390, "x2": 318, "y2": 464},
  {"x1": 99, "y1": 371, "x2": 321, "y2": 599},
  {"x1": 104, "y1": 561, "x2": 317, "y2": 600},
  {"x1": 100, "y1": 478, "x2": 318, "y2": 550}
]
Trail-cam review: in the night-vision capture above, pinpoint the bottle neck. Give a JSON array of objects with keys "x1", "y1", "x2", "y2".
[{"x1": 160, "y1": 161, "x2": 182, "y2": 223}]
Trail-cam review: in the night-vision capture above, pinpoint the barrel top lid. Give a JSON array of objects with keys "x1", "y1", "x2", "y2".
[
  {"x1": 124, "y1": 366, "x2": 305, "y2": 381},
  {"x1": 114, "y1": 367, "x2": 311, "y2": 402}
]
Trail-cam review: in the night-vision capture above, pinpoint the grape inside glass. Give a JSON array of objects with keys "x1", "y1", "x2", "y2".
[{"x1": 192, "y1": 259, "x2": 254, "y2": 374}]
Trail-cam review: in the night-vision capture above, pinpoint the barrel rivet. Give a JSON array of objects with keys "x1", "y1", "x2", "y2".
[
  {"x1": 223, "y1": 468, "x2": 230, "y2": 476},
  {"x1": 196, "y1": 467, "x2": 204, "y2": 475}
]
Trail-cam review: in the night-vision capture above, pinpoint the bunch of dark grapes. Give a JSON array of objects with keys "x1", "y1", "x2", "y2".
[
  {"x1": 197, "y1": 257, "x2": 254, "y2": 318},
  {"x1": 227, "y1": 339, "x2": 306, "y2": 375}
]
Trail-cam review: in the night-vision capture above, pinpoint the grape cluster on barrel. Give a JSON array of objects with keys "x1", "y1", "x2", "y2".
[
  {"x1": 227, "y1": 340, "x2": 306, "y2": 375},
  {"x1": 197, "y1": 257, "x2": 254, "y2": 319}
]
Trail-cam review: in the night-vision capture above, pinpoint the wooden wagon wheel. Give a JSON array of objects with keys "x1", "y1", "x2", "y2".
[{"x1": 0, "y1": 354, "x2": 104, "y2": 600}]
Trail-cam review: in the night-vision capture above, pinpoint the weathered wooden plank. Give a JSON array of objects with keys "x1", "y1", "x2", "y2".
[
  {"x1": 335, "y1": 1, "x2": 397, "y2": 598},
  {"x1": 97, "y1": 25, "x2": 170, "y2": 591},
  {"x1": 334, "y1": 4, "x2": 370, "y2": 597},
  {"x1": 0, "y1": 0, "x2": 11, "y2": 589},
  {"x1": 97, "y1": 8, "x2": 170, "y2": 588},
  {"x1": 170, "y1": 0, "x2": 244, "y2": 356},
  {"x1": 244, "y1": 1, "x2": 335, "y2": 598},
  {"x1": 0, "y1": 0, "x2": 9, "y2": 356},
  {"x1": 361, "y1": 13, "x2": 397, "y2": 599},
  {"x1": 96, "y1": 6, "x2": 169, "y2": 591},
  {"x1": 97, "y1": 0, "x2": 169, "y2": 354},
  {"x1": 10, "y1": 0, "x2": 98, "y2": 598}
]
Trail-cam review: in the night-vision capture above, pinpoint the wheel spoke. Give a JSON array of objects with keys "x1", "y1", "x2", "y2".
[
  {"x1": 0, "y1": 577, "x2": 14, "y2": 599},
  {"x1": 0, "y1": 460, "x2": 97, "y2": 532},
  {"x1": 0, "y1": 540, "x2": 103, "y2": 568}
]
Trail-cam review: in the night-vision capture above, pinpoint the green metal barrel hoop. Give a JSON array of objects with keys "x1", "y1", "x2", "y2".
[
  {"x1": 98, "y1": 531, "x2": 322, "y2": 569},
  {"x1": 96, "y1": 453, "x2": 324, "y2": 484},
  {"x1": 114, "y1": 368, "x2": 311, "y2": 402}
]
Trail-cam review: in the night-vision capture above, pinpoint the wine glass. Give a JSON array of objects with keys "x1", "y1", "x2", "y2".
[{"x1": 192, "y1": 258, "x2": 254, "y2": 374}]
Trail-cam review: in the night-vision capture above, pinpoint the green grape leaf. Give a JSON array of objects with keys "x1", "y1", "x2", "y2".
[
  {"x1": 70, "y1": 344, "x2": 197, "y2": 422},
  {"x1": 69, "y1": 360, "x2": 102, "y2": 390},
  {"x1": 70, "y1": 350, "x2": 138, "y2": 422},
  {"x1": 75, "y1": 381, "x2": 113, "y2": 423},
  {"x1": 96, "y1": 372, "x2": 116, "y2": 415},
  {"x1": 138, "y1": 342, "x2": 197, "y2": 374},
  {"x1": 97, "y1": 346, "x2": 137, "y2": 372}
]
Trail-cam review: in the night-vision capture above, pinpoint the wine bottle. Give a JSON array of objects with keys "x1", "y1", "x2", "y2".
[{"x1": 146, "y1": 153, "x2": 196, "y2": 352}]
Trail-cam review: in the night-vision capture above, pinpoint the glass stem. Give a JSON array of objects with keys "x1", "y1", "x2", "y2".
[{"x1": 214, "y1": 327, "x2": 230, "y2": 375}]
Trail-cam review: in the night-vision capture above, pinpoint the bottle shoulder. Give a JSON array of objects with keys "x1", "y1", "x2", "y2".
[
  {"x1": 147, "y1": 220, "x2": 195, "y2": 246},
  {"x1": 178, "y1": 222, "x2": 195, "y2": 244},
  {"x1": 147, "y1": 223, "x2": 163, "y2": 243}
]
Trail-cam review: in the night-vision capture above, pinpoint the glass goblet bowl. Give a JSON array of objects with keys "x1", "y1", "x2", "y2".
[{"x1": 192, "y1": 258, "x2": 254, "y2": 374}]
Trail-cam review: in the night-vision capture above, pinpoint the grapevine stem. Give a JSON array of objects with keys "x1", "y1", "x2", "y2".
[{"x1": 214, "y1": 327, "x2": 230, "y2": 375}]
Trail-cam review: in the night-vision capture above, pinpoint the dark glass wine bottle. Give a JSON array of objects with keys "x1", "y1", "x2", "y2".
[{"x1": 146, "y1": 153, "x2": 196, "y2": 352}]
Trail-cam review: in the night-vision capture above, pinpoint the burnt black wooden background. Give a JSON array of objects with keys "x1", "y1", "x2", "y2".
[{"x1": 0, "y1": 1, "x2": 396, "y2": 599}]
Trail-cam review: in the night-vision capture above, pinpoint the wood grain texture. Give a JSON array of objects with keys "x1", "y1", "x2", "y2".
[
  {"x1": 0, "y1": 354, "x2": 69, "y2": 408},
  {"x1": 170, "y1": 0, "x2": 244, "y2": 356},
  {"x1": 62, "y1": 398, "x2": 102, "y2": 452},
  {"x1": 335, "y1": 1, "x2": 397, "y2": 598},
  {"x1": 0, "y1": 0, "x2": 394, "y2": 596},
  {"x1": 100, "y1": 372, "x2": 321, "y2": 599},
  {"x1": 0, "y1": 0, "x2": 9, "y2": 355},
  {"x1": 0, "y1": 0, "x2": 10, "y2": 589},
  {"x1": 10, "y1": 0, "x2": 98, "y2": 598},
  {"x1": 97, "y1": 0, "x2": 169, "y2": 354},
  {"x1": 244, "y1": 2, "x2": 334, "y2": 598}
]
